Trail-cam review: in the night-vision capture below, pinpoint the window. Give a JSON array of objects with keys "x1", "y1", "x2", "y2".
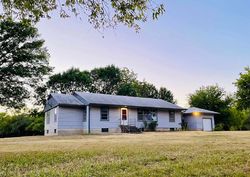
[
  {"x1": 101, "y1": 128, "x2": 109, "y2": 132},
  {"x1": 54, "y1": 129, "x2": 57, "y2": 133},
  {"x1": 83, "y1": 108, "x2": 87, "y2": 122},
  {"x1": 122, "y1": 109, "x2": 127, "y2": 120},
  {"x1": 100, "y1": 107, "x2": 109, "y2": 121},
  {"x1": 169, "y1": 111, "x2": 175, "y2": 122},
  {"x1": 138, "y1": 109, "x2": 144, "y2": 121},
  {"x1": 46, "y1": 130, "x2": 49, "y2": 134},
  {"x1": 137, "y1": 109, "x2": 157, "y2": 121}
]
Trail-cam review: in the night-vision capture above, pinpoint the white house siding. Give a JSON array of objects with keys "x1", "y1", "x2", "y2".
[
  {"x1": 89, "y1": 107, "x2": 121, "y2": 133},
  {"x1": 57, "y1": 107, "x2": 84, "y2": 135},
  {"x1": 184, "y1": 115, "x2": 215, "y2": 131},
  {"x1": 45, "y1": 106, "x2": 184, "y2": 135},
  {"x1": 128, "y1": 108, "x2": 143, "y2": 128},
  {"x1": 184, "y1": 115, "x2": 199, "y2": 130},
  {"x1": 44, "y1": 107, "x2": 58, "y2": 136},
  {"x1": 157, "y1": 110, "x2": 182, "y2": 130}
]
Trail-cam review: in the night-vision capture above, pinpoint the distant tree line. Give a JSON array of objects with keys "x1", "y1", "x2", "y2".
[
  {"x1": 0, "y1": 110, "x2": 44, "y2": 137},
  {"x1": 45, "y1": 66, "x2": 176, "y2": 103}
]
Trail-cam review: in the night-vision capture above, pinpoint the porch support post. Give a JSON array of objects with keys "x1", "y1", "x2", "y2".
[{"x1": 86, "y1": 105, "x2": 90, "y2": 134}]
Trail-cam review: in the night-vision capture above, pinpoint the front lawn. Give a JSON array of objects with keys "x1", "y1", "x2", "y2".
[{"x1": 0, "y1": 131, "x2": 250, "y2": 176}]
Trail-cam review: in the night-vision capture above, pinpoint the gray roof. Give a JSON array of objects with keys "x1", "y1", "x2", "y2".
[
  {"x1": 183, "y1": 107, "x2": 219, "y2": 114},
  {"x1": 44, "y1": 93, "x2": 84, "y2": 112},
  {"x1": 74, "y1": 92, "x2": 184, "y2": 110}
]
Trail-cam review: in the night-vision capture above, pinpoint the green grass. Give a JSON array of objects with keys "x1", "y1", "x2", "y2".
[{"x1": 0, "y1": 132, "x2": 250, "y2": 177}]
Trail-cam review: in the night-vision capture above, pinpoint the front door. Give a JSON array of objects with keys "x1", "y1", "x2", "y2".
[{"x1": 121, "y1": 108, "x2": 128, "y2": 125}]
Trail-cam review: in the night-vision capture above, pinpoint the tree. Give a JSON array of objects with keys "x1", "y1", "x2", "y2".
[
  {"x1": 0, "y1": 20, "x2": 52, "y2": 109},
  {"x1": 120, "y1": 67, "x2": 137, "y2": 84},
  {"x1": 136, "y1": 81, "x2": 158, "y2": 98},
  {"x1": 235, "y1": 67, "x2": 250, "y2": 110},
  {"x1": 90, "y1": 65, "x2": 122, "y2": 94},
  {"x1": 0, "y1": 110, "x2": 44, "y2": 137},
  {"x1": 158, "y1": 87, "x2": 175, "y2": 103},
  {"x1": 47, "y1": 66, "x2": 176, "y2": 102},
  {"x1": 242, "y1": 113, "x2": 250, "y2": 130},
  {"x1": 117, "y1": 82, "x2": 138, "y2": 97},
  {"x1": 1, "y1": 1, "x2": 165, "y2": 31},
  {"x1": 47, "y1": 68, "x2": 92, "y2": 94},
  {"x1": 228, "y1": 107, "x2": 249, "y2": 130},
  {"x1": 188, "y1": 85, "x2": 233, "y2": 129}
]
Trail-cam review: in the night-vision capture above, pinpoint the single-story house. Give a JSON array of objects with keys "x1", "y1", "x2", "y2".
[
  {"x1": 44, "y1": 92, "x2": 186, "y2": 135},
  {"x1": 182, "y1": 107, "x2": 219, "y2": 131}
]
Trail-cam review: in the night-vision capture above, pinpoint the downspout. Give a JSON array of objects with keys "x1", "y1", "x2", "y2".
[{"x1": 86, "y1": 105, "x2": 90, "y2": 134}]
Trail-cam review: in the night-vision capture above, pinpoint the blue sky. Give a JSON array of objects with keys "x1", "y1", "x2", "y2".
[{"x1": 37, "y1": 0, "x2": 250, "y2": 107}]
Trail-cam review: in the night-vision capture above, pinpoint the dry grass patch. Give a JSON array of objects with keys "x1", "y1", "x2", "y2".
[{"x1": 0, "y1": 131, "x2": 250, "y2": 176}]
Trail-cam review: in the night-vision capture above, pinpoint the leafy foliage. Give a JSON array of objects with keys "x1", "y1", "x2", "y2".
[
  {"x1": 228, "y1": 107, "x2": 250, "y2": 130},
  {"x1": 0, "y1": 110, "x2": 44, "y2": 137},
  {"x1": 47, "y1": 65, "x2": 176, "y2": 103},
  {"x1": 235, "y1": 67, "x2": 250, "y2": 110},
  {"x1": 0, "y1": 19, "x2": 52, "y2": 109},
  {"x1": 242, "y1": 113, "x2": 250, "y2": 130},
  {"x1": 48, "y1": 68, "x2": 91, "y2": 94},
  {"x1": 135, "y1": 81, "x2": 158, "y2": 98},
  {"x1": 117, "y1": 82, "x2": 138, "y2": 96},
  {"x1": 143, "y1": 120, "x2": 158, "y2": 131},
  {"x1": 1, "y1": 0, "x2": 165, "y2": 31},
  {"x1": 158, "y1": 87, "x2": 175, "y2": 103},
  {"x1": 90, "y1": 65, "x2": 122, "y2": 94}
]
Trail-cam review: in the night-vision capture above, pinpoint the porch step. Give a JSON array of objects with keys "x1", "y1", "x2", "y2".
[{"x1": 120, "y1": 125, "x2": 142, "y2": 133}]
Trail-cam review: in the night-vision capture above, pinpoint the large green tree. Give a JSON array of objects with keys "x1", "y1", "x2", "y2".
[
  {"x1": 0, "y1": 20, "x2": 52, "y2": 109},
  {"x1": 1, "y1": 0, "x2": 165, "y2": 31},
  {"x1": 158, "y1": 87, "x2": 175, "y2": 103},
  {"x1": 135, "y1": 81, "x2": 158, "y2": 98},
  {"x1": 90, "y1": 65, "x2": 122, "y2": 94},
  {"x1": 47, "y1": 66, "x2": 176, "y2": 102},
  {"x1": 117, "y1": 82, "x2": 138, "y2": 97},
  {"x1": 188, "y1": 85, "x2": 233, "y2": 129},
  {"x1": 235, "y1": 67, "x2": 250, "y2": 110},
  {"x1": 47, "y1": 68, "x2": 91, "y2": 93}
]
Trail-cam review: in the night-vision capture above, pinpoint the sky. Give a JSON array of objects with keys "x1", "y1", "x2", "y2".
[{"x1": 36, "y1": 0, "x2": 250, "y2": 107}]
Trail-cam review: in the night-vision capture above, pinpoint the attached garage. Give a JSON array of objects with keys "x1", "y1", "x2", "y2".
[{"x1": 183, "y1": 107, "x2": 219, "y2": 131}]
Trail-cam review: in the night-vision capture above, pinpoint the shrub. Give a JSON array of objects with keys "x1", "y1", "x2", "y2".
[
  {"x1": 143, "y1": 121, "x2": 158, "y2": 131},
  {"x1": 214, "y1": 123, "x2": 224, "y2": 131},
  {"x1": 0, "y1": 111, "x2": 44, "y2": 137},
  {"x1": 242, "y1": 114, "x2": 250, "y2": 130}
]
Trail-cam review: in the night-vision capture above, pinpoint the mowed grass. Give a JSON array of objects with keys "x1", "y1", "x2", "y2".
[{"x1": 0, "y1": 132, "x2": 250, "y2": 177}]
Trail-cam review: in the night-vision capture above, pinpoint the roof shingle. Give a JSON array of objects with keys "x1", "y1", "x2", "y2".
[
  {"x1": 183, "y1": 107, "x2": 219, "y2": 114},
  {"x1": 74, "y1": 92, "x2": 184, "y2": 110}
]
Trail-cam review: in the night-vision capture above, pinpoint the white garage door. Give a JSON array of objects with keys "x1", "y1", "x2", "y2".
[{"x1": 202, "y1": 118, "x2": 212, "y2": 131}]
